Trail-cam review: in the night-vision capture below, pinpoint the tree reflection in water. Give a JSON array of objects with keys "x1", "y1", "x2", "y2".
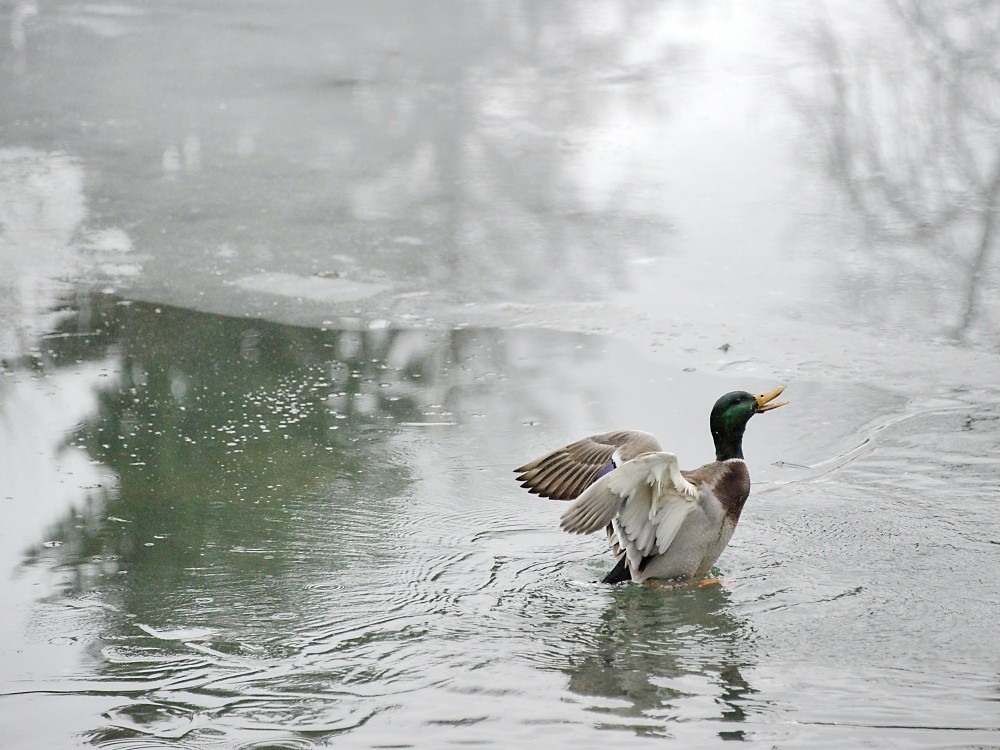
[
  {"x1": 792, "y1": 1, "x2": 1000, "y2": 345},
  {"x1": 15, "y1": 292, "x2": 517, "y2": 630},
  {"x1": 3, "y1": 290, "x2": 768, "y2": 743}
]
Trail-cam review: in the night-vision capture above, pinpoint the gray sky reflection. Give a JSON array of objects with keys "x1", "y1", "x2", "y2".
[
  {"x1": 3, "y1": 2, "x2": 1000, "y2": 345},
  {"x1": 1, "y1": 0, "x2": 690, "y2": 318}
]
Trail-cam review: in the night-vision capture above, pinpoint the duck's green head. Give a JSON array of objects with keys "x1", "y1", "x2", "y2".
[{"x1": 710, "y1": 386, "x2": 787, "y2": 461}]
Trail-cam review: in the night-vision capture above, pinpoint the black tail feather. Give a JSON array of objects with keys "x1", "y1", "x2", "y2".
[{"x1": 601, "y1": 555, "x2": 631, "y2": 584}]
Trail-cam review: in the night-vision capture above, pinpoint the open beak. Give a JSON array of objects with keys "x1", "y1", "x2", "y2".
[{"x1": 754, "y1": 385, "x2": 788, "y2": 413}]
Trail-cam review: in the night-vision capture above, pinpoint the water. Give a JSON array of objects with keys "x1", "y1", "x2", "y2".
[
  {"x1": 3, "y1": 298, "x2": 998, "y2": 748},
  {"x1": 3, "y1": 1, "x2": 1000, "y2": 748}
]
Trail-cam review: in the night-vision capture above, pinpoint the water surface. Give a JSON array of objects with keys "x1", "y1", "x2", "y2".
[{"x1": 2, "y1": 1, "x2": 1000, "y2": 748}]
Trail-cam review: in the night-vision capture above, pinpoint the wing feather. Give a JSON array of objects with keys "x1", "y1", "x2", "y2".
[
  {"x1": 559, "y1": 484, "x2": 624, "y2": 534},
  {"x1": 652, "y1": 499, "x2": 696, "y2": 554},
  {"x1": 514, "y1": 430, "x2": 662, "y2": 500},
  {"x1": 612, "y1": 517, "x2": 644, "y2": 574},
  {"x1": 560, "y1": 452, "x2": 701, "y2": 564}
]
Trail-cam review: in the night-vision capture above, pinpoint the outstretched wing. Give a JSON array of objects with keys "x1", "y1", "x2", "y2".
[
  {"x1": 559, "y1": 452, "x2": 701, "y2": 566},
  {"x1": 514, "y1": 430, "x2": 662, "y2": 500}
]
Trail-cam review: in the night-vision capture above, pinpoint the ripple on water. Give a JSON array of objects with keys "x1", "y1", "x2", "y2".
[
  {"x1": 100, "y1": 702, "x2": 198, "y2": 741},
  {"x1": 92, "y1": 392, "x2": 995, "y2": 748},
  {"x1": 88, "y1": 738, "x2": 206, "y2": 750},
  {"x1": 93, "y1": 693, "x2": 377, "y2": 747},
  {"x1": 233, "y1": 739, "x2": 323, "y2": 750},
  {"x1": 99, "y1": 644, "x2": 213, "y2": 687},
  {"x1": 212, "y1": 697, "x2": 377, "y2": 736}
]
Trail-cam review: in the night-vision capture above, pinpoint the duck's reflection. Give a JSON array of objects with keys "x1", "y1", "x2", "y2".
[{"x1": 562, "y1": 582, "x2": 758, "y2": 740}]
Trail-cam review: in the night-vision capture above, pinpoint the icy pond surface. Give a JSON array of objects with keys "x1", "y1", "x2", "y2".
[{"x1": 2, "y1": 1, "x2": 1000, "y2": 748}]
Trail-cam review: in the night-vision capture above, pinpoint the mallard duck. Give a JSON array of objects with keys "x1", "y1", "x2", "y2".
[{"x1": 514, "y1": 387, "x2": 788, "y2": 584}]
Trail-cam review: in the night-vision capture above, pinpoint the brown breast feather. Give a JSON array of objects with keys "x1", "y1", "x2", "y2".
[{"x1": 683, "y1": 460, "x2": 751, "y2": 522}]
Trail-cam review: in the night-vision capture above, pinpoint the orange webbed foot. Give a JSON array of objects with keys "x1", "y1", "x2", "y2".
[{"x1": 646, "y1": 577, "x2": 731, "y2": 590}]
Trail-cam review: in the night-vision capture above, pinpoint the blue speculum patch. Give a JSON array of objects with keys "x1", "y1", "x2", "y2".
[{"x1": 595, "y1": 460, "x2": 616, "y2": 480}]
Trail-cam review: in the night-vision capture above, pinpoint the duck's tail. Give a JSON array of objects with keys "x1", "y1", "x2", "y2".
[{"x1": 601, "y1": 555, "x2": 632, "y2": 584}]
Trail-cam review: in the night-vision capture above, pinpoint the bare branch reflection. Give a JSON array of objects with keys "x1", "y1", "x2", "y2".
[{"x1": 791, "y1": 1, "x2": 1000, "y2": 344}]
